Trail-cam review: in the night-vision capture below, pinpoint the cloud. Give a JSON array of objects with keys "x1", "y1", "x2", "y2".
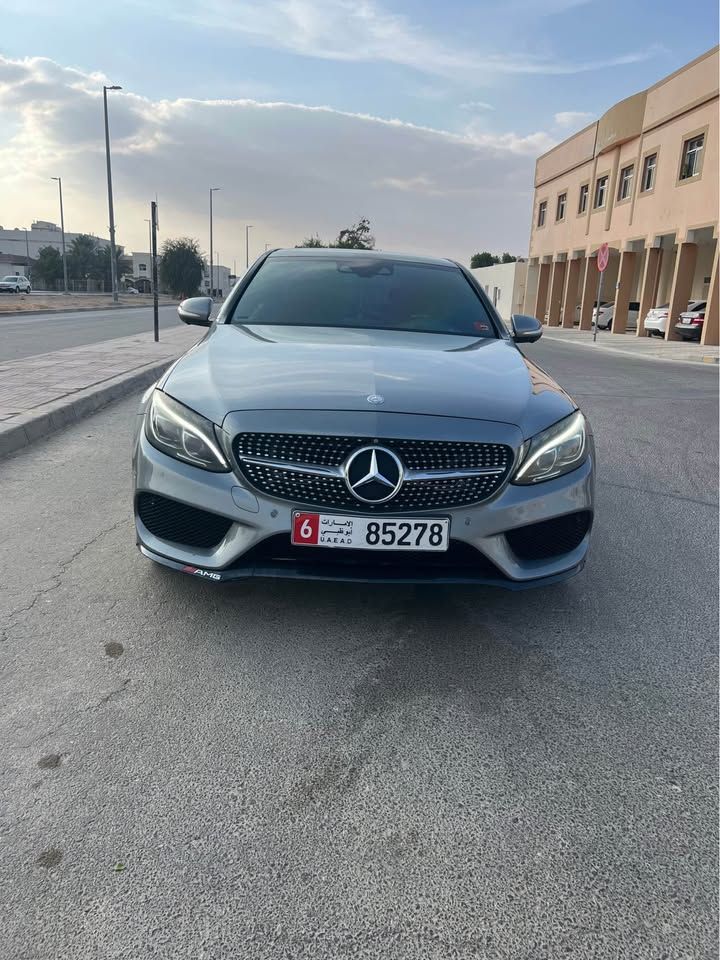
[
  {"x1": 459, "y1": 101, "x2": 495, "y2": 111},
  {"x1": 0, "y1": 55, "x2": 551, "y2": 264},
  {"x1": 153, "y1": 0, "x2": 661, "y2": 81},
  {"x1": 554, "y1": 110, "x2": 594, "y2": 128}
]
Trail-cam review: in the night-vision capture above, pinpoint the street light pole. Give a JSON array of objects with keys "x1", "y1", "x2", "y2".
[
  {"x1": 145, "y1": 218, "x2": 152, "y2": 294},
  {"x1": 245, "y1": 224, "x2": 253, "y2": 269},
  {"x1": 103, "y1": 84, "x2": 122, "y2": 302},
  {"x1": 51, "y1": 177, "x2": 69, "y2": 294},
  {"x1": 209, "y1": 187, "x2": 219, "y2": 299}
]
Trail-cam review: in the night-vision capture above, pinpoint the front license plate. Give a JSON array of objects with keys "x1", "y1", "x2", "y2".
[{"x1": 292, "y1": 512, "x2": 449, "y2": 552}]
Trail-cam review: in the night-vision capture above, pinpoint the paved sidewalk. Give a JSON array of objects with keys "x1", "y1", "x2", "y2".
[
  {"x1": 0, "y1": 325, "x2": 201, "y2": 456},
  {"x1": 541, "y1": 326, "x2": 719, "y2": 365}
]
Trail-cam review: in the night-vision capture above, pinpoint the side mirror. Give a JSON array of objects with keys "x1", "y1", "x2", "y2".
[
  {"x1": 178, "y1": 296, "x2": 213, "y2": 326},
  {"x1": 511, "y1": 313, "x2": 543, "y2": 344}
]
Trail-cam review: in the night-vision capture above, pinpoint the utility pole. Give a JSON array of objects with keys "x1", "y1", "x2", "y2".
[
  {"x1": 209, "y1": 187, "x2": 219, "y2": 299},
  {"x1": 24, "y1": 229, "x2": 30, "y2": 278},
  {"x1": 145, "y1": 218, "x2": 153, "y2": 294},
  {"x1": 151, "y1": 200, "x2": 159, "y2": 342},
  {"x1": 51, "y1": 177, "x2": 69, "y2": 294},
  {"x1": 245, "y1": 224, "x2": 253, "y2": 269},
  {"x1": 103, "y1": 84, "x2": 122, "y2": 301}
]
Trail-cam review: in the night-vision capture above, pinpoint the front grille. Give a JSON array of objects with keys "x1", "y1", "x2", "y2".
[
  {"x1": 231, "y1": 535, "x2": 505, "y2": 581},
  {"x1": 233, "y1": 433, "x2": 514, "y2": 512},
  {"x1": 505, "y1": 511, "x2": 592, "y2": 562},
  {"x1": 236, "y1": 433, "x2": 510, "y2": 471},
  {"x1": 137, "y1": 493, "x2": 233, "y2": 549}
]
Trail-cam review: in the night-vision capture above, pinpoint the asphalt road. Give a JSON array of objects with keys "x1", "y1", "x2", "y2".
[
  {"x1": 0, "y1": 304, "x2": 180, "y2": 361},
  {"x1": 0, "y1": 340, "x2": 717, "y2": 959}
]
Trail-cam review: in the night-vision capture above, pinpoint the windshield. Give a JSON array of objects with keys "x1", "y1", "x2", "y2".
[
  {"x1": 229, "y1": 256, "x2": 497, "y2": 337},
  {"x1": 1, "y1": 276, "x2": 19, "y2": 282}
]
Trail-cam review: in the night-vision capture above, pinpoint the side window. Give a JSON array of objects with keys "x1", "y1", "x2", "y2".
[
  {"x1": 641, "y1": 153, "x2": 657, "y2": 192},
  {"x1": 679, "y1": 134, "x2": 704, "y2": 180}
]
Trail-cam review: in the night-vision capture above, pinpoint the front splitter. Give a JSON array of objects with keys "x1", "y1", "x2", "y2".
[{"x1": 139, "y1": 543, "x2": 584, "y2": 590}]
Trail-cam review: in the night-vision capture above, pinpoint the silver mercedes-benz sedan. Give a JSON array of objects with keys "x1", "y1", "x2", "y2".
[{"x1": 133, "y1": 248, "x2": 595, "y2": 587}]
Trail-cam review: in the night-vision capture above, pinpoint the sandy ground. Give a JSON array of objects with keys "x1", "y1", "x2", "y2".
[{"x1": 0, "y1": 293, "x2": 177, "y2": 314}]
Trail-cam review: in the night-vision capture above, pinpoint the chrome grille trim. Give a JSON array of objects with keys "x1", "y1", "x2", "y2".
[
  {"x1": 239, "y1": 453, "x2": 505, "y2": 482},
  {"x1": 240, "y1": 455, "x2": 343, "y2": 478}
]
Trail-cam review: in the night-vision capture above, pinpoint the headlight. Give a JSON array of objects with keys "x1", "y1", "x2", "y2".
[
  {"x1": 512, "y1": 410, "x2": 587, "y2": 484},
  {"x1": 145, "y1": 390, "x2": 229, "y2": 472}
]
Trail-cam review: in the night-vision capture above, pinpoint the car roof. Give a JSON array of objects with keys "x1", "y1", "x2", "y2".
[{"x1": 267, "y1": 248, "x2": 457, "y2": 267}]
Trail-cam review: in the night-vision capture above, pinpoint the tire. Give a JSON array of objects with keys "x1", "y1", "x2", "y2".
[{"x1": 14, "y1": 286, "x2": 19, "y2": 294}]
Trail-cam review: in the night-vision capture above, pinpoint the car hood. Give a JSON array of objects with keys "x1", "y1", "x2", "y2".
[{"x1": 161, "y1": 324, "x2": 576, "y2": 439}]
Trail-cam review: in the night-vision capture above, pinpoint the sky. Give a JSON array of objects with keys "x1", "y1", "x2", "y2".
[{"x1": 0, "y1": 0, "x2": 717, "y2": 268}]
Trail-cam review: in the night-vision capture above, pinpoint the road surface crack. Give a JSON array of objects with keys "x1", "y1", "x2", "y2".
[
  {"x1": 1, "y1": 518, "x2": 129, "y2": 642},
  {"x1": 23, "y1": 678, "x2": 132, "y2": 749}
]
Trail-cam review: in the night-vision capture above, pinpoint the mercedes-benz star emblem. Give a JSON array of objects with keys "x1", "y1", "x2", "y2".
[
  {"x1": 366, "y1": 394, "x2": 385, "y2": 405},
  {"x1": 344, "y1": 446, "x2": 403, "y2": 504}
]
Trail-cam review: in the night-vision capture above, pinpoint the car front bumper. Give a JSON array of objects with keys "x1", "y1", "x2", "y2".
[{"x1": 133, "y1": 417, "x2": 595, "y2": 588}]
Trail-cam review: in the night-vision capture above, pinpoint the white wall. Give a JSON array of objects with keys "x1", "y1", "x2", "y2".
[
  {"x1": 201, "y1": 264, "x2": 231, "y2": 296},
  {"x1": 470, "y1": 261, "x2": 528, "y2": 320}
]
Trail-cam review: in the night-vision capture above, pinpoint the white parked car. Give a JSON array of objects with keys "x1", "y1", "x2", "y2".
[
  {"x1": 593, "y1": 301, "x2": 640, "y2": 331},
  {"x1": 0, "y1": 274, "x2": 31, "y2": 294},
  {"x1": 644, "y1": 301, "x2": 705, "y2": 337}
]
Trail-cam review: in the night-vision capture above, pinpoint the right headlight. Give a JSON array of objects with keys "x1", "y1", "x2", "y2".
[
  {"x1": 145, "y1": 390, "x2": 229, "y2": 472},
  {"x1": 512, "y1": 410, "x2": 587, "y2": 484}
]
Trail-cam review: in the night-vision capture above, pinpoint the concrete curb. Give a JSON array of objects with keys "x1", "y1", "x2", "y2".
[
  {"x1": 0, "y1": 360, "x2": 171, "y2": 460},
  {"x1": 540, "y1": 332, "x2": 720, "y2": 367},
  {"x1": 0, "y1": 302, "x2": 177, "y2": 319}
]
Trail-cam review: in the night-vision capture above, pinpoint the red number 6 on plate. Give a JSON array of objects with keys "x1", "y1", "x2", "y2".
[{"x1": 292, "y1": 512, "x2": 320, "y2": 545}]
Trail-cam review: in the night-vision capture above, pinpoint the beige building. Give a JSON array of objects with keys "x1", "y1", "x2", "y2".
[{"x1": 523, "y1": 46, "x2": 719, "y2": 345}]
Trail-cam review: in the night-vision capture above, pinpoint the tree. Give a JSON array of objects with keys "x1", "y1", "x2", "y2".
[
  {"x1": 332, "y1": 217, "x2": 375, "y2": 250},
  {"x1": 297, "y1": 234, "x2": 325, "y2": 248},
  {"x1": 470, "y1": 251, "x2": 499, "y2": 269},
  {"x1": 501, "y1": 252, "x2": 518, "y2": 263},
  {"x1": 68, "y1": 234, "x2": 99, "y2": 280},
  {"x1": 33, "y1": 246, "x2": 64, "y2": 287},
  {"x1": 159, "y1": 238, "x2": 205, "y2": 298},
  {"x1": 94, "y1": 245, "x2": 123, "y2": 289}
]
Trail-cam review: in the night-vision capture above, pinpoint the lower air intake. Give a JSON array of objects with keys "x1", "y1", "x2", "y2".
[
  {"x1": 505, "y1": 511, "x2": 592, "y2": 562},
  {"x1": 137, "y1": 493, "x2": 232, "y2": 549}
]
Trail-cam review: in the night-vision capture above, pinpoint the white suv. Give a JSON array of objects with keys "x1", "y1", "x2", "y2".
[{"x1": 0, "y1": 275, "x2": 32, "y2": 294}]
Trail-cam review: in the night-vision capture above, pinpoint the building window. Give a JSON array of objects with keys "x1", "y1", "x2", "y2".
[
  {"x1": 679, "y1": 134, "x2": 704, "y2": 180},
  {"x1": 537, "y1": 201, "x2": 547, "y2": 227},
  {"x1": 578, "y1": 184, "x2": 589, "y2": 214},
  {"x1": 641, "y1": 153, "x2": 657, "y2": 192},
  {"x1": 617, "y1": 165, "x2": 634, "y2": 201},
  {"x1": 138, "y1": 263, "x2": 147, "y2": 272},
  {"x1": 556, "y1": 193, "x2": 567, "y2": 221},
  {"x1": 593, "y1": 176, "x2": 608, "y2": 209}
]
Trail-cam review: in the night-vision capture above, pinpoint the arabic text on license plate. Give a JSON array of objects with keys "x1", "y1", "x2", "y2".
[
  {"x1": 291, "y1": 512, "x2": 449, "y2": 552},
  {"x1": 682, "y1": 317, "x2": 693, "y2": 324}
]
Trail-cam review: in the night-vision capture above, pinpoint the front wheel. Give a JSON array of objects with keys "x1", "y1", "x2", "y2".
[{"x1": 14, "y1": 286, "x2": 19, "y2": 294}]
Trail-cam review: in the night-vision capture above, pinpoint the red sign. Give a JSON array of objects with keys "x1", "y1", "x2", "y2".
[
  {"x1": 292, "y1": 512, "x2": 320, "y2": 545},
  {"x1": 597, "y1": 242, "x2": 610, "y2": 273}
]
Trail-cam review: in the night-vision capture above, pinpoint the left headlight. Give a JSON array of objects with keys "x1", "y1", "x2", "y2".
[
  {"x1": 512, "y1": 410, "x2": 588, "y2": 484},
  {"x1": 145, "y1": 390, "x2": 230, "y2": 472}
]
